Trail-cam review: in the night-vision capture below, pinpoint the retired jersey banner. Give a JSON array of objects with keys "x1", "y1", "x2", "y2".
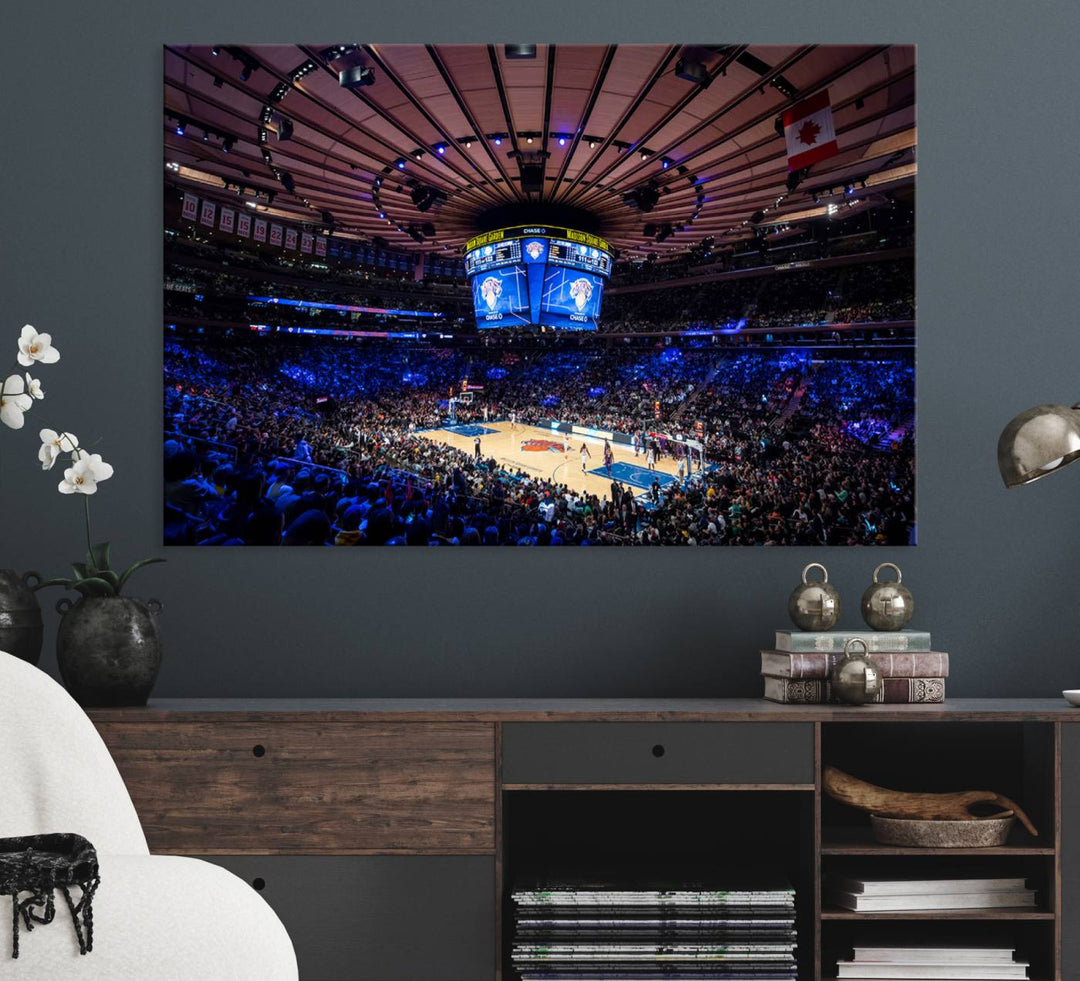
[
  {"x1": 236, "y1": 211, "x2": 251, "y2": 238},
  {"x1": 314, "y1": 236, "x2": 327, "y2": 257},
  {"x1": 182, "y1": 192, "x2": 199, "y2": 221},
  {"x1": 219, "y1": 207, "x2": 235, "y2": 234},
  {"x1": 199, "y1": 200, "x2": 216, "y2": 227},
  {"x1": 269, "y1": 223, "x2": 283, "y2": 246},
  {"x1": 284, "y1": 227, "x2": 298, "y2": 250},
  {"x1": 254, "y1": 217, "x2": 268, "y2": 242},
  {"x1": 301, "y1": 232, "x2": 313, "y2": 254},
  {"x1": 783, "y1": 90, "x2": 838, "y2": 172}
]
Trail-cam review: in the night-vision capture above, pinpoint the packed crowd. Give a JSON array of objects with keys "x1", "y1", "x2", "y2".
[{"x1": 163, "y1": 333, "x2": 914, "y2": 546}]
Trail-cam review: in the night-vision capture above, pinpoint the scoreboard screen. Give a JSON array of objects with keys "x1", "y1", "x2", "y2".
[{"x1": 464, "y1": 226, "x2": 613, "y2": 330}]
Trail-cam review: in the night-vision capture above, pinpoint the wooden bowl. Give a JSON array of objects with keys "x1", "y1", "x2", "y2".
[{"x1": 870, "y1": 813, "x2": 1016, "y2": 848}]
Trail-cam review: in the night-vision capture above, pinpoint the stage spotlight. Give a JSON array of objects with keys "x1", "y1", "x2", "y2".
[
  {"x1": 465, "y1": 140, "x2": 472, "y2": 148},
  {"x1": 435, "y1": 143, "x2": 446, "y2": 155},
  {"x1": 526, "y1": 136, "x2": 534, "y2": 144},
  {"x1": 239, "y1": 64, "x2": 253, "y2": 82},
  {"x1": 661, "y1": 157, "x2": 672, "y2": 170},
  {"x1": 640, "y1": 150, "x2": 649, "y2": 161},
  {"x1": 175, "y1": 117, "x2": 187, "y2": 136},
  {"x1": 339, "y1": 65, "x2": 375, "y2": 89},
  {"x1": 378, "y1": 211, "x2": 386, "y2": 219},
  {"x1": 589, "y1": 140, "x2": 596, "y2": 149},
  {"x1": 211, "y1": 46, "x2": 220, "y2": 56},
  {"x1": 374, "y1": 176, "x2": 382, "y2": 187},
  {"x1": 558, "y1": 136, "x2": 566, "y2": 147},
  {"x1": 395, "y1": 158, "x2": 406, "y2": 170},
  {"x1": 504, "y1": 44, "x2": 537, "y2": 59},
  {"x1": 675, "y1": 58, "x2": 711, "y2": 87},
  {"x1": 276, "y1": 117, "x2": 294, "y2": 141},
  {"x1": 222, "y1": 137, "x2": 235, "y2": 153}
]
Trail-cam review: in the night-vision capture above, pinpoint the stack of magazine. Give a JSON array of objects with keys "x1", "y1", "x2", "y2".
[
  {"x1": 510, "y1": 876, "x2": 798, "y2": 980},
  {"x1": 824, "y1": 874, "x2": 1036, "y2": 912},
  {"x1": 836, "y1": 945, "x2": 1030, "y2": 979}
]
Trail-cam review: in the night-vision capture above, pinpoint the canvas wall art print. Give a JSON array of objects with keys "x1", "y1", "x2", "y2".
[{"x1": 163, "y1": 43, "x2": 916, "y2": 546}]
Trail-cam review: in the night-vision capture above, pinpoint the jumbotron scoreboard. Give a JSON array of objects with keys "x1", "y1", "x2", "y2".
[{"x1": 464, "y1": 225, "x2": 613, "y2": 330}]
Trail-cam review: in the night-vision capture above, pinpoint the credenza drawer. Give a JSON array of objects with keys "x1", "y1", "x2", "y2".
[
  {"x1": 95, "y1": 722, "x2": 495, "y2": 854},
  {"x1": 208, "y1": 855, "x2": 494, "y2": 981},
  {"x1": 501, "y1": 722, "x2": 814, "y2": 786}
]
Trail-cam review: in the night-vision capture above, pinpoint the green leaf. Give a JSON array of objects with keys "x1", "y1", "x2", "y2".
[
  {"x1": 87, "y1": 541, "x2": 111, "y2": 576},
  {"x1": 96, "y1": 569, "x2": 121, "y2": 591},
  {"x1": 71, "y1": 562, "x2": 89, "y2": 581},
  {"x1": 31, "y1": 577, "x2": 77, "y2": 592},
  {"x1": 117, "y1": 557, "x2": 166, "y2": 594},
  {"x1": 72, "y1": 577, "x2": 117, "y2": 598}
]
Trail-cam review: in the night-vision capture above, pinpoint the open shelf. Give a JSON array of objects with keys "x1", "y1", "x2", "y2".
[
  {"x1": 821, "y1": 906, "x2": 1055, "y2": 921},
  {"x1": 821, "y1": 826, "x2": 1054, "y2": 856}
]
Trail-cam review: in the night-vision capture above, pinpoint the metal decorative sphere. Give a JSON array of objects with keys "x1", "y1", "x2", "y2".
[
  {"x1": 788, "y1": 562, "x2": 841, "y2": 632},
  {"x1": 860, "y1": 562, "x2": 914, "y2": 631},
  {"x1": 830, "y1": 638, "x2": 884, "y2": 705}
]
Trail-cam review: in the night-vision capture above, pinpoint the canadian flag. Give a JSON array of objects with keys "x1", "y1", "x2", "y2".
[{"x1": 783, "y1": 90, "x2": 838, "y2": 172}]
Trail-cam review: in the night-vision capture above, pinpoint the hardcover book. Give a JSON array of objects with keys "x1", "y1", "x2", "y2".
[
  {"x1": 760, "y1": 650, "x2": 948, "y2": 680},
  {"x1": 762, "y1": 676, "x2": 945, "y2": 704},
  {"x1": 774, "y1": 630, "x2": 931, "y2": 653}
]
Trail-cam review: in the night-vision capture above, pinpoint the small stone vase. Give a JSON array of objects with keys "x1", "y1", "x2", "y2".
[
  {"x1": 55, "y1": 596, "x2": 163, "y2": 707},
  {"x1": 0, "y1": 569, "x2": 45, "y2": 666}
]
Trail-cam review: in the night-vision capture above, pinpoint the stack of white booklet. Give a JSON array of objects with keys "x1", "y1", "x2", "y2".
[
  {"x1": 825, "y1": 874, "x2": 1036, "y2": 912},
  {"x1": 837, "y1": 946, "x2": 1028, "y2": 979}
]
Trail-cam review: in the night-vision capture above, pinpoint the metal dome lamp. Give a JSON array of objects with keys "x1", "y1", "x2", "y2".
[{"x1": 997, "y1": 403, "x2": 1080, "y2": 488}]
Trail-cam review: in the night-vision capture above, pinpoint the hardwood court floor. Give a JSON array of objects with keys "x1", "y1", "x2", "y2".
[{"x1": 418, "y1": 421, "x2": 691, "y2": 503}]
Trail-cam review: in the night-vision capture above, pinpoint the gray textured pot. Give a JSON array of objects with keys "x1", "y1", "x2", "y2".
[
  {"x1": 0, "y1": 569, "x2": 45, "y2": 666},
  {"x1": 55, "y1": 596, "x2": 163, "y2": 707}
]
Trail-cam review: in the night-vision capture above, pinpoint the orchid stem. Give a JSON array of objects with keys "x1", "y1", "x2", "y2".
[{"x1": 84, "y1": 494, "x2": 93, "y2": 556}]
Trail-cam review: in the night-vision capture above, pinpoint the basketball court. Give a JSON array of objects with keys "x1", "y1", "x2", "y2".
[{"x1": 417, "y1": 420, "x2": 692, "y2": 503}]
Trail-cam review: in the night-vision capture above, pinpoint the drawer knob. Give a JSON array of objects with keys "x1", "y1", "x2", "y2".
[
  {"x1": 252, "y1": 744, "x2": 267, "y2": 758},
  {"x1": 651, "y1": 744, "x2": 666, "y2": 758},
  {"x1": 252, "y1": 877, "x2": 266, "y2": 891}
]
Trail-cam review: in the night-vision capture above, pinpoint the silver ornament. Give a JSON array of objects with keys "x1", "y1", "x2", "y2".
[
  {"x1": 788, "y1": 562, "x2": 841, "y2": 631},
  {"x1": 831, "y1": 638, "x2": 884, "y2": 705},
  {"x1": 860, "y1": 562, "x2": 914, "y2": 631}
]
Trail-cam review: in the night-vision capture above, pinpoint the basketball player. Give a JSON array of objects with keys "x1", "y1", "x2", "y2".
[
  {"x1": 580, "y1": 442, "x2": 592, "y2": 473},
  {"x1": 646, "y1": 442, "x2": 657, "y2": 471},
  {"x1": 509, "y1": 410, "x2": 516, "y2": 432},
  {"x1": 632, "y1": 432, "x2": 641, "y2": 457},
  {"x1": 677, "y1": 454, "x2": 686, "y2": 482},
  {"x1": 603, "y1": 440, "x2": 614, "y2": 478}
]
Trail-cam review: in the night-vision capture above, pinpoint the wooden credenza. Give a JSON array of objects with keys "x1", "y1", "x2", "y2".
[{"x1": 89, "y1": 699, "x2": 1080, "y2": 981}]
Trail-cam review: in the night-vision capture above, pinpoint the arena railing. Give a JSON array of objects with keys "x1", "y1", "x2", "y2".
[{"x1": 165, "y1": 431, "x2": 239, "y2": 461}]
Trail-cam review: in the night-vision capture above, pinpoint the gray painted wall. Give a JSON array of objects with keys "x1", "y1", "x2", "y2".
[{"x1": 2, "y1": 1, "x2": 1079, "y2": 699}]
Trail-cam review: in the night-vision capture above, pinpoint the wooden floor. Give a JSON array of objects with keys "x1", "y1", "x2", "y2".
[{"x1": 419, "y1": 421, "x2": 689, "y2": 502}]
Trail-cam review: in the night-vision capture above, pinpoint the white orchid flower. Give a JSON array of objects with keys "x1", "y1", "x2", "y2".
[
  {"x1": 17, "y1": 325, "x2": 60, "y2": 367},
  {"x1": 0, "y1": 374, "x2": 32, "y2": 430},
  {"x1": 38, "y1": 429, "x2": 79, "y2": 470},
  {"x1": 58, "y1": 450, "x2": 114, "y2": 495},
  {"x1": 25, "y1": 373, "x2": 44, "y2": 400}
]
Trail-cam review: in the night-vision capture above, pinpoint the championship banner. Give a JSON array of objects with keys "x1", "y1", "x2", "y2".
[
  {"x1": 199, "y1": 200, "x2": 216, "y2": 227},
  {"x1": 301, "y1": 232, "x2": 313, "y2": 254},
  {"x1": 269, "y1": 223, "x2": 283, "y2": 246},
  {"x1": 314, "y1": 236, "x2": 327, "y2": 257},
  {"x1": 219, "y1": 207, "x2": 235, "y2": 234},
  {"x1": 284, "y1": 227, "x2": 298, "y2": 250},
  {"x1": 783, "y1": 90, "x2": 838, "y2": 172},
  {"x1": 236, "y1": 211, "x2": 251, "y2": 238},
  {"x1": 254, "y1": 218, "x2": 268, "y2": 242},
  {"x1": 182, "y1": 192, "x2": 199, "y2": 222}
]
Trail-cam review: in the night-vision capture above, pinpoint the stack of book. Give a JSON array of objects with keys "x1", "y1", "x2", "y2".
[
  {"x1": 836, "y1": 945, "x2": 1030, "y2": 979},
  {"x1": 761, "y1": 629, "x2": 948, "y2": 704},
  {"x1": 825, "y1": 874, "x2": 1036, "y2": 912},
  {"x1": 510, "y1": 876, "x2": 798, "y2": 980}
]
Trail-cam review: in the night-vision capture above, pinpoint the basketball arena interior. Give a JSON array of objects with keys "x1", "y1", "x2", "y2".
[{"x1": 163, "y1": 43, "x2": 915, "y2": 546}]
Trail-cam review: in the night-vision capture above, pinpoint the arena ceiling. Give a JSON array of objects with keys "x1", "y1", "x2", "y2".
[{"x1": 163, "y1": 44, "x2": 915, "y2": 259}]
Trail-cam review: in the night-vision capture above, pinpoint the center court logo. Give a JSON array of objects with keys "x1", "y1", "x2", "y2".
[{"x1": 521, "y1": 439, "x2": 566, "y2": 452}]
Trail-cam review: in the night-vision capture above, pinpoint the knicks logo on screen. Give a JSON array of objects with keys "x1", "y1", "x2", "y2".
[
  {"x1": 479, "y1": 276, "x2": 503, "y2": 311},
  {"x1": 525, "y1": 241, "x2": 544, "y2": 260},
  {"x1": 569, "y1": 277, "x2": 594, "y2": 312}
]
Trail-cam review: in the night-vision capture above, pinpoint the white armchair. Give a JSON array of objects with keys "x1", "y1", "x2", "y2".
[{"x1": 0, "y1": 650, "x2": 298, "y2": 980}]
